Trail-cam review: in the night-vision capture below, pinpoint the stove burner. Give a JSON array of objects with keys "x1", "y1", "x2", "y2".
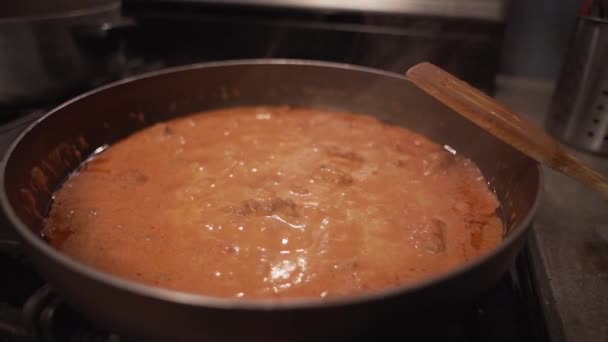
[
  {"x1": 0, "y1": 240, "x2": 116, "y2": 342},
  {"x1": 0, "y1": 285, "x2": 118, "y2": 342},
  {"x1": 28, "y1": 286, "x2": 118, "y2": 342}
]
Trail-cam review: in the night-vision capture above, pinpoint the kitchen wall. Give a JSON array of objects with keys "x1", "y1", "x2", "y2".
[{"x1": 500, "y1": 0, "x2": 581, "y2": 81}]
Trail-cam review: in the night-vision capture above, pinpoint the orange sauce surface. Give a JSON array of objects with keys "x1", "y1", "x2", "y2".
[{"x1": 44, "y1": 106, "x2": 502, "y2": 299}]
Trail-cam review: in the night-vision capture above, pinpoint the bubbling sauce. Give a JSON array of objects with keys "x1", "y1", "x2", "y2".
[{"x1": 44, "y1": 106, "x2": 502, "y2": 299}]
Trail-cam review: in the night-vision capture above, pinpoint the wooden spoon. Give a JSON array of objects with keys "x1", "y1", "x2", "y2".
[{"x1": 405, "y1": 62, "x2": 608, "y2": 198}]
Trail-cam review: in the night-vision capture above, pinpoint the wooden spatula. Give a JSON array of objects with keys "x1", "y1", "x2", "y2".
[{"x1": 405, "y1": 62, "x2": 608, "y2": 198}]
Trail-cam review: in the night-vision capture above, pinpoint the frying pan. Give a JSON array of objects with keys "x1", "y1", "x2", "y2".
[{"x1": 0, "y1": 60, "x2": 541, "y2": 341}]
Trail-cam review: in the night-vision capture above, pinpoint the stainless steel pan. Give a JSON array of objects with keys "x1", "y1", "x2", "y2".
[{"x1": 0, "y1": 60, "x2": 541, "y2": 341}]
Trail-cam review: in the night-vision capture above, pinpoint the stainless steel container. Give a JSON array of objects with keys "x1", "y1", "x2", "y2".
[
  {"x1": 546, "y1": 16, "x2": 608, "y2": 155},
  {"x1": 0, "y1": 1, "x2": 132, "y2": 107}
]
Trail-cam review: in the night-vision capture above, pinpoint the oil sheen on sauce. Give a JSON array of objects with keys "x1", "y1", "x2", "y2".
[{"x1": 44, "y1": 106, "x2": 503, "y2": 300}]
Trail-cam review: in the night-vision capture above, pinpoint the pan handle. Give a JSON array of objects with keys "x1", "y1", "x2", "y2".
[
  {"x1": 72, "y1": 16, "x2": 137, "y2": 40},
  {"x1": 71, "y1": 16, "x2": 137, "y2": 55},
  {"x1": 69, "y1": 15, "x2": 137, "y2": 78}
]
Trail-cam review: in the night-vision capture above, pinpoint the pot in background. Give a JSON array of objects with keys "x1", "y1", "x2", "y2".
[{"x1": 0, "y1": 1, "x2": 134, "y2": 107}]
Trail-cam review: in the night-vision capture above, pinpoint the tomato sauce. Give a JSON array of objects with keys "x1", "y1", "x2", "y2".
[{"x1": 44, "y1": 106, "x2": 502, "y2": 299}]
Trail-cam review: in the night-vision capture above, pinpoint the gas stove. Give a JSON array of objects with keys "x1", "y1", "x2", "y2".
[{"x1": 3, "y1": 1, "x2": 605, "y2": 341}]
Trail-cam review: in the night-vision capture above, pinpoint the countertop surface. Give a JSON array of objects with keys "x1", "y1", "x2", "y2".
[{"x1": 495, "y1": 75, "x2": 608, "y2": 342}]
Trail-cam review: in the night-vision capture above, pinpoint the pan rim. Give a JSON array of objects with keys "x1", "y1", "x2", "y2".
[{"x1": 0, "y1": 58, "x2": 543, "y2": 310}]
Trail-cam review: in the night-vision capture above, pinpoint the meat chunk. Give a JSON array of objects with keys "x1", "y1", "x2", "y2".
[
  {"x1": 230, "y1": 197, "x2": 299, "y2": 218},
  {"x1": 325, "y1": 146, "x2": 364, "y2": 163},
  {"x1": 412, "y1": 218, "x2": 446, "y2": 253},
  {"x1": 115, "y1": 169, "x2": 148, "y2": 185},
  {"x1": 423, "y1": 152, "x2": 460, "y2": 176},
  {"x1": 315, "y1": 164, "x2": 353, "y2": 186}
]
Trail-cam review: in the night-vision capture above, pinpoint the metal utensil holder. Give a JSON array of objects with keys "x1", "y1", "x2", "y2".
[{"x1": 546, "y1": 16, "x2": 608, "y2": 155}]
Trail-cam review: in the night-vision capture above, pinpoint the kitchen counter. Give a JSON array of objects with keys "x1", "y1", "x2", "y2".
[{"x1": 495, "y1": 76, "x2": 608, "y2": 342}]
